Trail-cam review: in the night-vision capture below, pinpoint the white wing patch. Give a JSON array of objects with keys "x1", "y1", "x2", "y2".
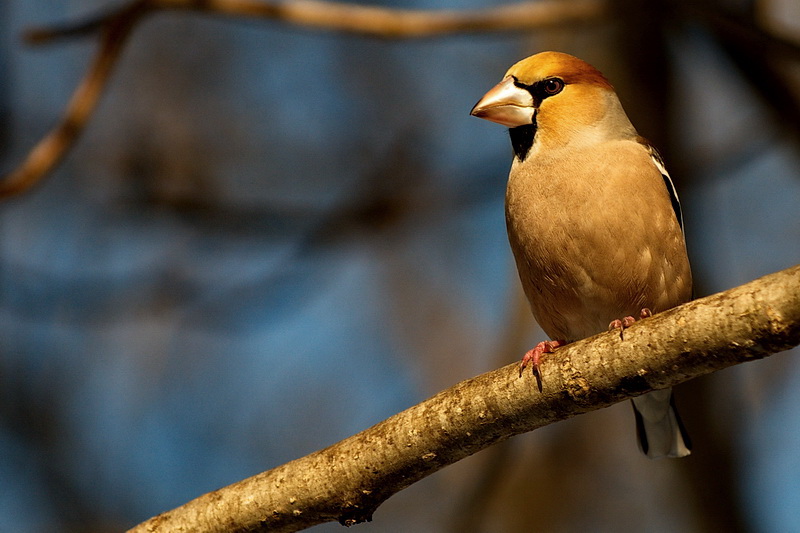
[{"x1": 640, "y1": 139, "x2": 684, "y2": 231}]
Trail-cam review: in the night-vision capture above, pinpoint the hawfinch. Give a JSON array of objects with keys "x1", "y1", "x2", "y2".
[{"x1": 471, "y1": 51, "x2": 692, "y2": 459}]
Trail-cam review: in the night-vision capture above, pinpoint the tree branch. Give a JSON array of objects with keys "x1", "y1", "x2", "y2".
[
  {"x1": 0, "y1": 3, "x2": 151, "y2": 201},
  {"x1": 128, "y1": 264, "x2": 800, "y2": 533},
  {"x1": 27, "y1": 0, "x2": 606, "y2": 42},
  {"x1": 2, "y1": 0, "x2": 605, "y2": 200}
]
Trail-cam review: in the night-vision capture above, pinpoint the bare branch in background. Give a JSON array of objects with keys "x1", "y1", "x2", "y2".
[
  {"x1": 27, "y1": 0, "x2": 606, "y2": 42},
  {"x1": 0, "y1": 2, "x2": 148, "y2": 200},
  {"x1": 0, "y1": 0, "x2": 605, "y2": 200},
  {"x1": 128, "y1": 264, "x2": 800, "y2": 533}
]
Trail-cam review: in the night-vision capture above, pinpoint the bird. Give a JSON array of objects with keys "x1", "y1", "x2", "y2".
[{"x1": 470, "y1": 51, "x2": 692, "y2": 459}]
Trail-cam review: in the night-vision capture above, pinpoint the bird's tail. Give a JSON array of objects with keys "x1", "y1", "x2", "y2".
[{"x1": 631, "y1": 388, "x2": 691, "y2": 459}]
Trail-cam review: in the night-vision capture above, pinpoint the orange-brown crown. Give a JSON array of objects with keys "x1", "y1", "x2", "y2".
[{"x1": 506, "y1": 51, "x2": 613, "y2": 91}]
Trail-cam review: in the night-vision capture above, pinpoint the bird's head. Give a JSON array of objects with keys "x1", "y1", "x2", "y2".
[{"x1": 471, "y1": 51, "x2": 635, "y2": 159}]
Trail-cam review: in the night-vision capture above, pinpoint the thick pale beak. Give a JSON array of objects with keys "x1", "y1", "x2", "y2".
[{"x1": 470, "y1": 76, "x2": 534, "y2": 127}]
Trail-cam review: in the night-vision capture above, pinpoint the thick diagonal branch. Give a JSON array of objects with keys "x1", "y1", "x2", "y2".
[{"x1": 128, "y1": 264, "x2": 800, "y2": 533}]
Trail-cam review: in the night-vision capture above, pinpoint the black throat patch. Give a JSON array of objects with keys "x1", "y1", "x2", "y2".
[
  {"x1": 509, "y1": 122, "x2": 536, "y2": 161},
  {"x1": 507, "y1": 76, "x2": 561, "y2": 162}
]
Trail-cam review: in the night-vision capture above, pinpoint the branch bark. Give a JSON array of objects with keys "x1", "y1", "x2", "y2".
[{"x1": 128, "y1": 263, "x2": 800, "y2": 533}]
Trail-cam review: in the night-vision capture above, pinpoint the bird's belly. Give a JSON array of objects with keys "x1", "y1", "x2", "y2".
[
  {"x1": 504, "y1": 145, "x2": 692, "y2": 342},
  {"x1": 507, "y1": 209, "x2": 689, "y2": 342}
]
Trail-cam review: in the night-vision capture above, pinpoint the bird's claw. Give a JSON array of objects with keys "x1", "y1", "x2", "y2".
[
  {"x1": 519, "y1": 340, "x2": 563, "y2": 392},
  {"x1": 608, "y1": 308, "x2": 652, "y2": 339}
]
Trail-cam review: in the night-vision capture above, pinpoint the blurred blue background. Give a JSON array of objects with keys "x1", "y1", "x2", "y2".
[{"x1": 1, "y1": 1, "x2": 799, "y2": 531}]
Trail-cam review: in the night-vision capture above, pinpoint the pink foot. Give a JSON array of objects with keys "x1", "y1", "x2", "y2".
[
  {"x1": 519, "y1": 340, "x2": 564, "y2": 392},
  {"x1": 608, "y1": 308, "x2": 652, "y2": 339}
]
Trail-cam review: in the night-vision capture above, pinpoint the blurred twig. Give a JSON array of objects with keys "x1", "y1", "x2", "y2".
[
  {"x1": 1, "y1": 0, "x2": 606, "y2": 200},
  {"x1": 129, "y1": 264, "x2": 800, "y2": 533},
  {"x1": 1, "y1": 1, "x2": 148, "y2": 200},
  {"x1": 26, "y1": 0, "x2": 606, "y2": 42}
]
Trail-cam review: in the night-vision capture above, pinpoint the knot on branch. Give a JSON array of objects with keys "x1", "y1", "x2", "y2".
[{"x1": 338, "y1": 501, "x2": 375, "y2": 527}]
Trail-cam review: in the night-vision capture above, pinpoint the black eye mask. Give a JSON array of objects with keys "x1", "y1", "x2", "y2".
[{"x1": 508, "y1": 77, "x2": 566, "y2": 161}]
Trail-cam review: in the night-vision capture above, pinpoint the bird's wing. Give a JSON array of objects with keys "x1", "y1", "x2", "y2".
[{"x1": 637, "y1": 137, "x2": 684, "y2": 231}]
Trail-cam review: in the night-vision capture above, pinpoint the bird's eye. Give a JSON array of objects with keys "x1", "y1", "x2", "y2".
[{"x1": 542, "y1": 78, "x2": 564, "y2": 95}]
